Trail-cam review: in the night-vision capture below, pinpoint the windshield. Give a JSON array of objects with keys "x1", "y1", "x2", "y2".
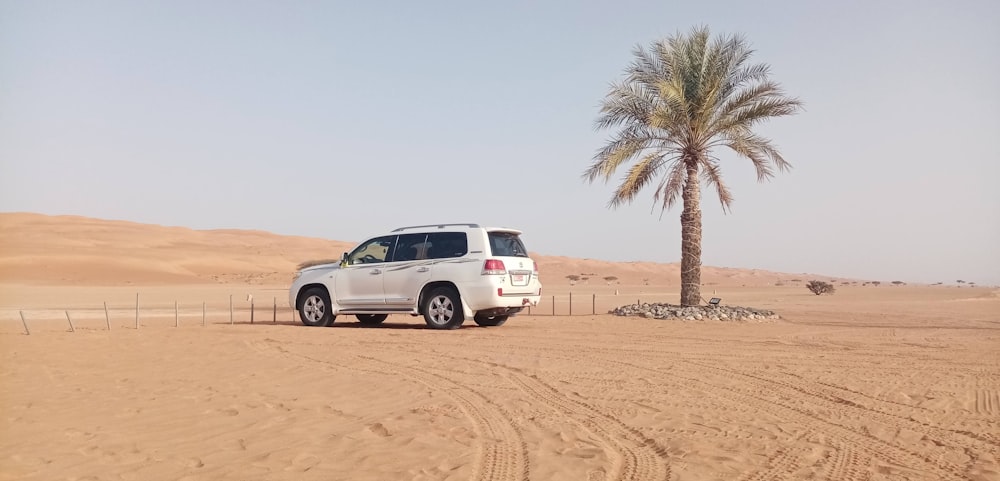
[{"x1": 488, "y1": 232, "x2": 528, "y2": 257}]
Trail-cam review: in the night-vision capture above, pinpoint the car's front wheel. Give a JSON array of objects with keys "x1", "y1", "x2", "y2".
[
  {"x1": 423, "y1": 287, "x2": 464, "y2": 330},
  {"x1": 474, "y1": 314, "x2": 508, "y2": 327},
  {"x1": 299, "y1": 288, "x2": 335, "y2": 327},
  {"x1": 356, "y1": 314, "x2": 387, "y2": 325}
]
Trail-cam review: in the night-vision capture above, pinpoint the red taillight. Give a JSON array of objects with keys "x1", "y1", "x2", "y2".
[
  {"x1": 498, "y1": 288, "x2": 503, "y2": 296},
  {"x1": 532, "y1": 261, "x2": 538, "y2": 273},
  {"x1": 482, "y1": 259, "x2": 506, "y2": 275}
]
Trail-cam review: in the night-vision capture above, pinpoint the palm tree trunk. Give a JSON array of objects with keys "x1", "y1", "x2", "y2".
[{"x1": 680, "y1": 161, "x2": 702, "y2": 306}]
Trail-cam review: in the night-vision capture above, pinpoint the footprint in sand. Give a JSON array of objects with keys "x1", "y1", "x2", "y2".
[
  {"x1": 64, "y1": 428, "x2": 96, "y2": 440},
  {"x1": 219, "y1": 407, "x2": 239, "y2": 416},
  {"x1": 587, "y1": 468, "x2": 607, "y2": 481},
  {"x1": 222, "y1": 438, "x2": 247, "y2": 451},
  {"x1": 367, "y1": 423, "x2": 391, "y2": 437},
  {"x1": 285, "y1": 453, "x2": 320, "y2": 472}
]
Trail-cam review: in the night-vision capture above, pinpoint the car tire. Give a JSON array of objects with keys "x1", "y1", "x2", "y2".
[
  {"x1": 356, "y1": 314, "x2": 387, "y2": 325},
  {"x1": 473, "y1": 314, "x2": 508, "y2": 327},
  {"x1": 423, "y1": 287, "x2": 464, "y2": 330},
  {"x1": 299, "y1": 287, "x2": 335, "y2": 327}
]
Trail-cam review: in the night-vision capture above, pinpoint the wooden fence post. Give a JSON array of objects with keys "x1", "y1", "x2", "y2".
[
  {"x1": 551, "y1": 295, "x2": 555, "y2": 316},
  {"x1": 202, "y1": 302, "x2": 206, "y2": 327},
  {"x1": 65, "y1": 310, "x2": 75, "y2": 332},
  {"x1": 104, "y1": 302, "x2": 111, "y2": 330},
  {"x1": 19, "y1": 311, "x2": 30, "y2": 335},
  {"x1": 229, "y1": 295, "x2": 233, "y2": 325},
  {"x1": 592, "y1": 294, "x2": 596, "y2": 315},
  {"x1": 569, "y1": 292, "x2": 572, "y2": 316},
  {"x1": 250, "y1": 298, "x2": 255, "y2": 324},
  {"x1": 272, "y1": 297, "x2": 276, "y2": 324}
]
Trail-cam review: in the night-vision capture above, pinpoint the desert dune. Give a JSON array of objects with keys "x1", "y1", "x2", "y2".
[{"x1": 1, "y1": 213, "x2": 998, "y2": 481}]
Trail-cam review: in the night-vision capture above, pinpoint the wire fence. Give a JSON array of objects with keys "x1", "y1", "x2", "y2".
[{"x1": 5, "y1": 291, "x2": 678, "y2": 335}]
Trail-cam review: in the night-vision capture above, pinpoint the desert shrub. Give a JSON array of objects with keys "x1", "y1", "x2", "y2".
[
  {"x1": 806, "y1": 280, "x2": 835, "y2": 295},
  {"x1": 566, "y1": 274, "x2": 581, "y2": 282},
  {"x1": 296, "y1": 258, "x2": 341, "y2": 270},
  {"x1": 871, "y1": 281, "x2": 881, "y2": 286},
  {"x1": 603, "y1": 276, "x2": 618, "y2": 284},
  {"x1": 891, "y1": 281, "x2": 905, "y2": 286},
  {"x1": 957, "y1": 280, "x2": 965, "y2": 284}
]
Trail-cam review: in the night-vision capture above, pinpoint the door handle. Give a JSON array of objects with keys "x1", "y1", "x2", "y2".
[
  {"x1": 417, "y1": 267, "x2": 429, "y2": 273},
  {"x1": 370, "y1": 269, "x2": 382, "y2": 275}
]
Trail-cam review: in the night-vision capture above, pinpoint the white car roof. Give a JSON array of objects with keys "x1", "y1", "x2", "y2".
[{"x1": 390, "y1": 223, "x2": 522, "y2": 235}]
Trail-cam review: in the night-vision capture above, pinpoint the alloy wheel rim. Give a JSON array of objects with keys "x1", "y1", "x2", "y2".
[
  {"x1": 304, "y1": 296, "x2": 325, "y2": 322},
  {"x1": 429, "y1": 296, "x2": 454, "y2": 324}
]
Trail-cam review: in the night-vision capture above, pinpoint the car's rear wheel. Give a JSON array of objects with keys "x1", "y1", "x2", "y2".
[
  {"x1": 356, "y1": 314, "x2": 387, "y2": 325},
  {"x1": 423, "y1": 287, "x2": 464, "y2": 330},
  {"x1": 299, "y1": 288, "x2": 335, "y2": 327},
  {"x1": 474, "y1": 314, "x2": 508, "y2": 327}
]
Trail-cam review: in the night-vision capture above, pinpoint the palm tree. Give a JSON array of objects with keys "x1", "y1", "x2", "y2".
[{"x1": 584, "y1": 26, "x2": 802, "y2": 306}]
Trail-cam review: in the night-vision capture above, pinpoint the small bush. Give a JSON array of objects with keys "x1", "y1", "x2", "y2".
[
  {"x1": 566, "y1": 274, "x2": 581, "y2": 282},
  {"x1": 603, "y1": 276, "x2": 618, "y2": 285},
  {"x1": 891, "y1": 281, "x2": 905, "y2": 286},
  {"x1": 806, "y1": 280, "x2": 836, "y2": 295}
]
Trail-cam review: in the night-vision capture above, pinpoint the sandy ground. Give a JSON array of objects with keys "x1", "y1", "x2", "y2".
[
  {"x1": 1, "y1": 213, "x2": 998, "y2": 480},
  {"x1": 1, "y1": 284, "x2": 998, "y2": 481}
]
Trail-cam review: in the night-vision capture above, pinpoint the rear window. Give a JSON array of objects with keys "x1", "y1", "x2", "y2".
[{"x1": 488, "y1": 232, "x2": 528, "y2": 257}]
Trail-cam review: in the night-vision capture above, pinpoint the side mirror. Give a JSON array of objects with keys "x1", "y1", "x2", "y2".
[{"x1": 340, "y1": 252, "x2": 349, "y2": 267}]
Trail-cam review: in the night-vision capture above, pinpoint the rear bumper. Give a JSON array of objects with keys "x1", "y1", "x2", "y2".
[{"x1": 460, "y1": 284, "x2": 540, "y2": 312}]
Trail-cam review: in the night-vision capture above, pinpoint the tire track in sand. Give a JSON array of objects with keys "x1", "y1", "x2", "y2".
[
  {"x1": 381, "y1": 346, "x2": 671, "y2": 481},
  {"x1": 681, "y1": 359, "x2": 1000, "y2": 457},
  {"x1": 631, "y1": 361, "x2": 968, "y2": 481},
  {"x1": 357, "y1": 355, "x2": 530, "y2": 481},
  {"x1": 737, "y1": 446, "x2": 806, "y2": 481},
  {"x1": 248, "y1": 339, "x2": 528, "y2": 481}
]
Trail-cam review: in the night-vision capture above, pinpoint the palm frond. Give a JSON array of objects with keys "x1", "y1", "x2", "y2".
[
  {"x1": 720, "y1": 132, "x2": 791, "y2": 181},
  {"x1": 594, "y1": 81, "x2": 657, "y2": 130},
  {"x1": 607, "y1": 152, "x2": 667, "y2": 208},
  {"x1": 652, "y1": 158, "x2": 687, "y2": 214},
  {"x1": 716, "y1": 94, "x2": 803, "y2": 132},
  {"x1": 699, "y1": 156, "x2": 734, "y2": 212}
]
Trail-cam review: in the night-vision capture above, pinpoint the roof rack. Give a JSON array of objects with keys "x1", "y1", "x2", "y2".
[{"x1": 391, "y1": 223, "x2": 481, "y2": 232}]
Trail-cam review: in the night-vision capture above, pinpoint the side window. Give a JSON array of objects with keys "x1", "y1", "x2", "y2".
[
  {"x1": 392, "y1": 233, "x2": 428, "y2": 262},
  {"x1": 348, "y1": 235, "x2": 396, "y2": 264},
  {"x1": 488, "y1": 232, "x2": 528, "y2": 257},
  {"x1": 427, "y1": 232, "x2": 468, "y2": 259}
]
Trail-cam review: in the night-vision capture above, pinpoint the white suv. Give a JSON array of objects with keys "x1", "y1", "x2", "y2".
[{"x1": 289, "y1": 223, "x2": 542, "y2": 329}]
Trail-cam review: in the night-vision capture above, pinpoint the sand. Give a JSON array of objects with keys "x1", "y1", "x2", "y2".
[{"x1": 1, "y1": 213, "x2": 998, "y2": 480}]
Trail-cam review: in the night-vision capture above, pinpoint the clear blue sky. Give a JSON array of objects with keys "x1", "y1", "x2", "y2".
[{"x1": 2, "y1": 1, "x2": 998, "y2": 284}]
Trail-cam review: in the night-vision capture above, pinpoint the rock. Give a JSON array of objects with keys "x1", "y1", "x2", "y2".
[{"x1": 609, "y1": 302, "x2": 779, "y2": 322}]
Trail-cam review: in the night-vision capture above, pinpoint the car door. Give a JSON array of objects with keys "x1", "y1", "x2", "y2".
[
  {"x1": 382, "y1": 233, "x2": 432, "y2": 308},
  {"x1": 383, "y1": 232, "x2": 470, "y2": 308},
  {"x1": 335, "y1": 235, "x2": 396, "y2": 307}
]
